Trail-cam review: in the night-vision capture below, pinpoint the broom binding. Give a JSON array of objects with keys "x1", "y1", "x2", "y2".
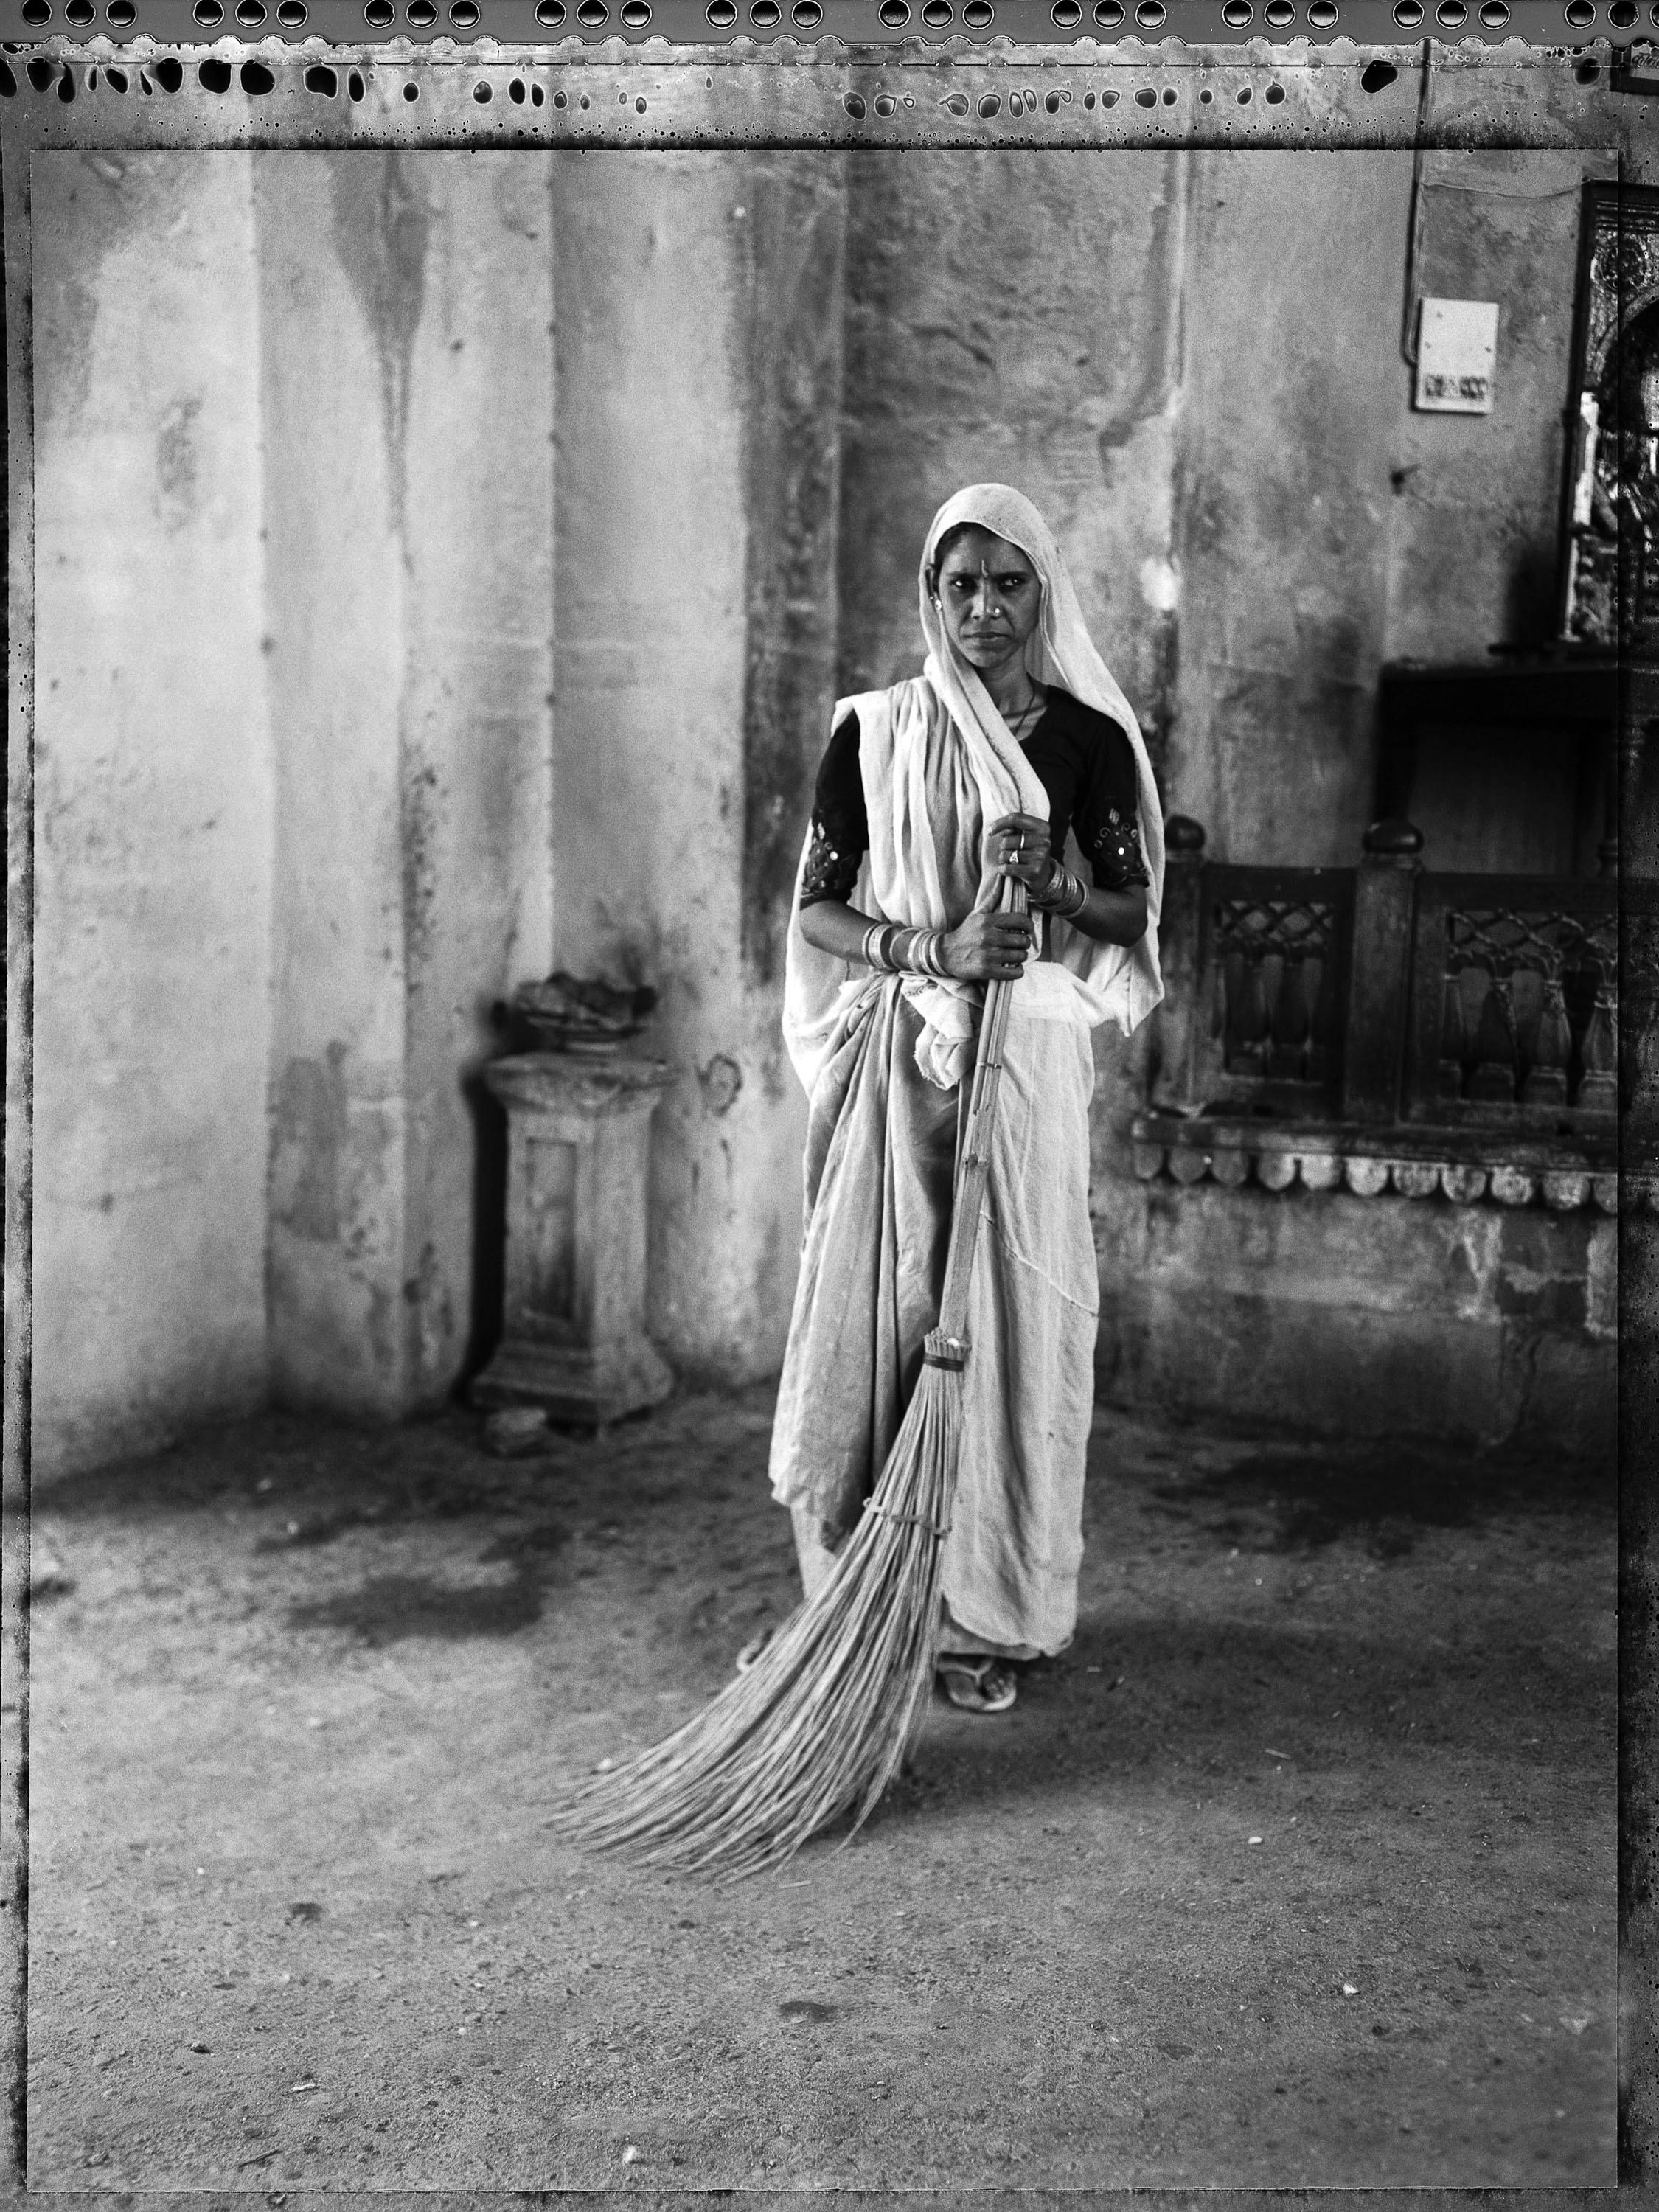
[{"x1": 862, "y1": 1497, "x2": 952, "y2": 1537}]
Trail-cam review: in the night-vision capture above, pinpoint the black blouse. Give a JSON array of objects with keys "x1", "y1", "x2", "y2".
[{"x1": 799, "y1": 687, "x2": 1150, "y2": 909}]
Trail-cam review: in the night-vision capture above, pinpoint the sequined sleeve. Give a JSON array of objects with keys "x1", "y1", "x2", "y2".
[
  {"x1": 799, "y1": 711, "x2": 869, "y2": 910},
  {"x1": 1088, "y1": 806, "x2": 1151, "y2": 891},
  {"x1": 1073, "y1": 714, "x2": 1151, "y2": 892}
]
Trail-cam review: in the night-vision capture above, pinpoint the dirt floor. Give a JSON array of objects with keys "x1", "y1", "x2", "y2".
[{"x1": 21, "y1": 1385, "x2": 1616, "y2": 2191}]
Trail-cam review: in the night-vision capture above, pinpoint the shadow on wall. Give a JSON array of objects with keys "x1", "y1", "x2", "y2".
[
  {"x1": 459, "y1": 1061, "x2": 510, "y2": 1394},
  {"x1": 1501, "y1": 540, "x2": 1562, "y2": 644}
]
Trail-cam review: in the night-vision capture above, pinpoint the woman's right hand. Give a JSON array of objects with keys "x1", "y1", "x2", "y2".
[{"x1": 940, "y1": 905, "x2": 1034, "y2": 982}]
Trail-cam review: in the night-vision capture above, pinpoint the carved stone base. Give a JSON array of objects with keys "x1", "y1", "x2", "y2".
[
  {"x1": 470, "y1": 1050, "x2": 678, "y2": 1429},
  {"x1": 1129, "y1": 1110, "x2": 1621, "y2": 1211},
  {"x1": 470, "y1": 1332, "x2": 675, "y2": 1430}
]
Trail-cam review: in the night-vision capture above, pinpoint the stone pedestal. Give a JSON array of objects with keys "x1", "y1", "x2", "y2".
[{"x1": 472, "y1": 1051, "x2": 676, "y2": 1427}]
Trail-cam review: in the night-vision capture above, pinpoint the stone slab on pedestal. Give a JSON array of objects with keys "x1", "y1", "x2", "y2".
[{"x1": 472, "y1": 1051, "x2": 677, "y2": 1428}]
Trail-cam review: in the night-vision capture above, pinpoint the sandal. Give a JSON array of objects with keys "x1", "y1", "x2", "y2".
[{"x1": 936, "y1": 1655, "x2": 1018, "y2": 1714}]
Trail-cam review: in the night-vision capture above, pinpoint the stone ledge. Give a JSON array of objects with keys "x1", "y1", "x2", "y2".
[{"x1": 1129, "y1": 1113, "x2": 1632, "y2": 1214}]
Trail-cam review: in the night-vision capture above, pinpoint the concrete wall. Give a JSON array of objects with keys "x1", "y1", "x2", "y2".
[
  {"x1": 31, "y1": 152, "x2": 554, "y2": 1476},
  {"x1": 1173, "y1": 151, "x2": 1408, "y2": 867},
  {"x1": 833, "y1": 149, "x2": 1192, "y2": 1354},
  {"x1": 257, "y1": 154, "x2": 414, "y2": 1421},
  {"x1": 830, "y1": 145, "x2": 1613, "y2": 1452},
  {"x1": 32, "y1": 153, "x2": 275, "y2": 1475},
  {"x1": 257, "y1": 153, "x2": 554, "y2": 1418},
  {"x1": 27, "y1": 146, "x2": 1613, "y2": 1472},
  {"x1": 1385, "y1": 150, "x2": 1613, "y2": 877},
  {"x1": 1107, "y1": 1185, "x2": 1617, "y2": 1454},
  {"x1": 1102, "y1": 150, "x2": 1614, "y2": 1449},
  {"x1": 837, "y1": 150, "x2": 1184, "y2": 771},
  {"x1": 1387, "y1": 150, "x2": 1598, "y2": 667},
  {"x1": 834, "y1": 147, "x2": 1603, "y2": 876},
  {"x1": 552, "y1": 152, "x2": 842, "y2": 1385}
]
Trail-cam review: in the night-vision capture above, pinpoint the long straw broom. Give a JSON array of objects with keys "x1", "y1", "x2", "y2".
[{"x1": 554, "y1": 876, "x2": 1030, "y2": 1879}]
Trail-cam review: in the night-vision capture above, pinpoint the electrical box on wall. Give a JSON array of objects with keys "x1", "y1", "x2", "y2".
[{"x1": 1413, "y1": 298, "x2": 1500, "y2": 415}]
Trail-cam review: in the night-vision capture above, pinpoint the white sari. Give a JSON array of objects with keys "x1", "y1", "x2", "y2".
[{"x1": 768, "y1": 485, "x2": 1165, "y2": 1657}]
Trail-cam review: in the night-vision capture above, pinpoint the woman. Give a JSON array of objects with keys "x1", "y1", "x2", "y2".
[{"x1": 765, "y1": 484, "x2": 1164, "y2": 1715}]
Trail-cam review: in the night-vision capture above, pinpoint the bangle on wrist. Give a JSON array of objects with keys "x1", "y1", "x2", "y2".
[
  {"x1": 1032, "y1": 856, "x2": 1079, "y2": 914},
  {"x1": 895, "y1": 926, "x2": 950, "y2": 979},
  {"x1": 1029, "y1": 856, "x2": 1065, "y2": 909},
  {"x1": 1035, "y1": 862, "x2": 1088, "y2": 919},
  {"x1": 863, "y1": 922, "x2": 903, "y2": 972}
]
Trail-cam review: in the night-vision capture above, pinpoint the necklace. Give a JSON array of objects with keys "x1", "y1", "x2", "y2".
[{"x1": 1002, "y1": 688, "x2": 1046, "y2": 737}]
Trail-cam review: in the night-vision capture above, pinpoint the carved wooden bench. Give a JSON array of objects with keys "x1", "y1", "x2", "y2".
[{"x1": 1131, "y1": 816, "x2": 1650, "y2": 1214}]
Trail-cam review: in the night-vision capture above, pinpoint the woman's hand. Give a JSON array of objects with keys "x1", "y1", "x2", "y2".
[
  {"x1": 941, "y1": 905, "x2": 1035, "y2": 982},
  {"x1": 984, "y1": 811, "x2": 1057, "y2": 895}
]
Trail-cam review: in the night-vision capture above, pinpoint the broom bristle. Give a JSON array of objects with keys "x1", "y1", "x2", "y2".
[{"x1": 552, "y1": 1359, "x2": 963, "y2": 1879}]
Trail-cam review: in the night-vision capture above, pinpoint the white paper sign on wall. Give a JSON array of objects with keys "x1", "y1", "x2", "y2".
[{"x1": 1413, "y1": 297, "x2": 1500, "y2": 414}]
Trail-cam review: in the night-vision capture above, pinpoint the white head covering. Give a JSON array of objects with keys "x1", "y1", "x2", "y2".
[
  {"x1": 919, "y1": 482, "x2": 1165, "y2": 1038},
  {"x1": 781, "y1": 484, "x2": 1164, "y2": 1096}
]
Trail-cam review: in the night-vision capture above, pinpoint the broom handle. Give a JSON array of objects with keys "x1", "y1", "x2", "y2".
[{"x1": 933, "y1": 872, "x2": 1028, "y2": 1348}]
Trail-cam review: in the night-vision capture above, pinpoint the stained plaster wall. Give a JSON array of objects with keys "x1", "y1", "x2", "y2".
[
  {"x1": 32, "y1": 144, "x2": 834, "y2": 1472},
  {"x1": 29, "y1": 143, "x2": 1615, "y2": 1472},
  {"x1": 257, "y1": 153, "x2": 554, "y2": 1419},
  {"x1": 32, "y1": 152, "x2": 276, "y2": 1476},
  {"x1": 1172, "y1": 150, "x2": 1408, "y2": 868},
  {"x1": 1156, "y1": 149, "x2": 1612, "y2": 1444},
  {"x1": 30, "y1": 151, "x2": 554, "y2": 1476},
  {"x1": 833, "y1": 147, "x2": 1601, "y2": 871},
  {"x1": 1143, "y1": 148, "x2": 1613, "y2": 1446},
  {"x1": 551, "y1": 151, "x2": 843, "y2": 1385},
  {"x1": 1107, "y1": 1184, "x2": 1617, "y2": 1452},
  {"x1": 1385, "y1": 148, "x2": 1613, "y2": 877},
  {"x1": 835, "y1": 149, "x2": 1184, "y2": 744},
  {"x1": 832, "y1": 149, "x2": 1187, "y2": 1353},
  {"x1": 832, "y1": 146, "x2": 1613, "y2": 1448},
  {"x1": 1170, "y1": 148, "x2": 1608, "y2": 879}
]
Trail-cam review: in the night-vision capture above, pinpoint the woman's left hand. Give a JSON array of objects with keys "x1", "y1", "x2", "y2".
[{"x1": 985, "y1": 812, "x2": 1055, "y2": 893}]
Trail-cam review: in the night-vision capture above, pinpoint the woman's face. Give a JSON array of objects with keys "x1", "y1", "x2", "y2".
[{"x1": 933, "y1": 527, "x2": 1042, "y2": 676}]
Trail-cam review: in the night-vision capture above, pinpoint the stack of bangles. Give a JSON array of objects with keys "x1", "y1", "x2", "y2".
[
  {"x1": 861, "y1": 922, "x2": 953, "y2": 977},
  {"x1": 1030, "y1": 858, "x2": 1090, "y2": 919},
  {"x1": 861, "y1": 858, "x2": 1089, "y2": 975}
]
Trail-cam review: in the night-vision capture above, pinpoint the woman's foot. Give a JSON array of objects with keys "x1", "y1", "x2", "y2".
[{"x1": 936, "y1": 1655, "x2": 1018, "y2": 1713}]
